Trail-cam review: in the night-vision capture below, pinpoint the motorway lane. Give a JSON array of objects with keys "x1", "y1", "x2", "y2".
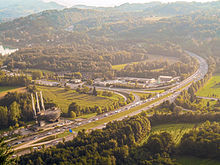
[{"x1": 197, "y1": 96, "x2": 219, "y2": 101}]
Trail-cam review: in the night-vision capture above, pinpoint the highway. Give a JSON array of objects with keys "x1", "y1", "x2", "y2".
[{"x1": 12, "y1": 51, "x2": 208, "y2": 156}]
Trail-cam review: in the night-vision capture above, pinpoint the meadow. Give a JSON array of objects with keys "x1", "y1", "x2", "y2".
[
  {"x1": 0, "y1": 86, "x2": 26, "y2": 99},
  {"x1": 140, "y1": 123, "x2": 196, "y2": 145},
  {"x1": 36, "y1": 86, "x2": 124, "y2": 113},
  {"x1": 133, "y1": 92, "x2": 155, "y2": 99},
  {"x1": 176, "y1": 156, "x2": 220, "y2": 165},
  {"x1": 72, "y1": 93, "x2": 172, "y2": 132},
  {"x1": 112, "y1": 54, "x2": 179, "y2": 71},
  {"x1": 112, "y1": 62, "x2": 138, "y2": 70},
  {"x1": 197, "y1": 74, "x2": 220, "y2": 98},
  {"x1": 0, "y1": 86, "x2": 18, "y2": 92}
]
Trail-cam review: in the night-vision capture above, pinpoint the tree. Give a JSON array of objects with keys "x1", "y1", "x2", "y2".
[
  {"x1": 92, "y1": 87, "x2": 97, "y2": 96},
  {"x1": 145, "y1": 132, "x2": 174, "y2": 154},
  {"x1": 0, "y1": 138, "x2": 15, "y2": 165},
  {"x1": 32, "y1": 71, "x2": 43, "y2": 80},
  {"x1": 9, "y1": 101, "x2": 21, "y2": 126},
  {"x1": 0, "y1": 106, "x2": 8, "y2": 128},
  {"x1": 68, "y1": 102, "x2": 80, "y2": 116},
  {"x1": 96, "y1": 106, "x2": 102, "y2": 114},
  {"x1": 207, "y1": 101, "x2": 210, "y2": 107},
  {"x1": 70, "y1": 111, "x2": 76, "y2": 118}
]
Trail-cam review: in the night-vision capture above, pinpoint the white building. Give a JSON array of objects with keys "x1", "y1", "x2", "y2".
[{"x1": 158, "y1": 76, "x2": 173, "y2": 83}]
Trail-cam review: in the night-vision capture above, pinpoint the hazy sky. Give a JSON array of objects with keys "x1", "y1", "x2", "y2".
[{"x1": 43, "y1": 0, "x2": 216, "y2": 7}]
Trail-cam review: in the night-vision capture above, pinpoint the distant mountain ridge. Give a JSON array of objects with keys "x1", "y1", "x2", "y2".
[
  {"x1": 0, "y1": 0, "x2": 64, "y2": 22},
  {"x1": 72, "y1": 1, "x2": 220, "y2": 14},
  {"x1": 0, "y1": 1, "x2": 219, "y2": 47}
]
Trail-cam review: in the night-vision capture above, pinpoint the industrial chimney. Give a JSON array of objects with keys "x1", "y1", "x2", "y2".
[
  {"x1": 40, "y1": 91, "x2": 45, "y2": 111},
  {"x1": 36, "y1": 92, "x2": 41, "y2": 113},
  {"x1": 31, "y1": 93, "x2": 37, "y2": 116}
]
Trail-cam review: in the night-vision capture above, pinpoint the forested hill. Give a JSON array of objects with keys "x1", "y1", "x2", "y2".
[
  {"x1": 0, "y1": 1, "x2": 219, "y2": 67},
  {"x1": 76, "y1": 1, "x2": 220, "y2": 15},
  {"x1": 0, "y1": 0, "x2": 64, "y2": 22},
  {"x1": 0, "y1": 1, "x2": 220, "y2": 48}
]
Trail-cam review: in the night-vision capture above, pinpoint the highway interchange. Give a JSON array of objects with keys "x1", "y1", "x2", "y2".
[{"x1": 9, "y1": 51, "x2": 208, "y2": 156}]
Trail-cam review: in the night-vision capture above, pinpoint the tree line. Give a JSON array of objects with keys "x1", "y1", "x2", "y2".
[{"x1": 0, "y1": 92, "x2": 33, "y2": 129}]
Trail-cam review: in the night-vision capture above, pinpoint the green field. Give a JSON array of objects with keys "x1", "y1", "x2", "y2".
[
  {"x1": 176, "y1": 156, "x2": 220, "y2": 165},
  {"x1": 133, "y1": 92, "x2": 155, "y2": 99},
  {"x1": 197, "y1": 74, "x2": 220, "y2": 98},
  {"x1": 0, "y1": 86, "x2": 26, "y2": 99},
  {"x1": 112, "y1": 61, "x2": 140, "y2": 70},
  {"x1": 73, "y1": 93, "x2": 172, "y2": 132},
  {"x1": 37, "y1": 86, "x2": 124, "y2": 113},
  {"x1": 0, "y1": 86, "x2": 18, "y2": 93},
  {"x1": 140, "y1": 123, "x2": 196, "y2": 145},
  {"x1": 112, "y1": 63, "x2": 129, "y2": 70},
  {"x1": 144, "y1": 89, "x2": 165, "y2": 93}
]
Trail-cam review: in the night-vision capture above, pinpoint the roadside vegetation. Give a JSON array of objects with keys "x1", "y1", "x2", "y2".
[
  {"x1": 133, "y1": 92, "x2": 155, "y2": 100},
  {"x1": 197, "y1": 74, "x2": 220, "y2": 98}
]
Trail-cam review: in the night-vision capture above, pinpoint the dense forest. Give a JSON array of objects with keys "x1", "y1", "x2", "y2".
[
  {"x1": 0, "y1": 1, "x2": 219, "y2": 76},
  {"x1": 4, "y1": 42, "x2": 193, "y2": 79},
  {"x1": 0, "y1": 71, "x2": 30, "y2": 86}
]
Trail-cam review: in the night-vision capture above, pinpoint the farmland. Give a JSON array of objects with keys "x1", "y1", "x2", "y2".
[
  {"x1": 197, "y1": 74, "x2": 220, "y2": 98},
  {"x1": 36, "y1": 86, "x2": 124, "y2": 113}
]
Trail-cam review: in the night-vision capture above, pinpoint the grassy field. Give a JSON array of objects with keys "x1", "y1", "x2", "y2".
[
  {"x1": 72, "y1": 93, "x2": 172, "y2": 132},
  {"x1": 197, "y1": 74, "x2": 220, "y2": 98},
  {"x1": 144, "y1": 89, "x2": 165, "y2": 93},
  {"x1": 37, "y1": 86, "x2": 124, "y2": 113},
  {"x1": 133, "y1": 92, "x2": 155, "y2": 99},
  {"x1": 140, "y1": 123, "x2": 196, "y2": 145},
  {"x1": 175, "y1": 156, "x2": 220, "y2": 165},
  {"x1": 0, "y1": 86, "x2": 26, "y2": 99},
  {"x1": 0, "y1": 86, "x2": 18, "y2": 92},
  {"x1": 24, "y1": 68, "x2": 54, "y2": 74},
  {"x1": 112, "y1": 62, "x2": 140, "y2": 70}
]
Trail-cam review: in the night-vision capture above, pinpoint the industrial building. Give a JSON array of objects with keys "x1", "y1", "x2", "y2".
[{"x1": 31, "y1": 91, "x2": 61, "y2": 126}]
